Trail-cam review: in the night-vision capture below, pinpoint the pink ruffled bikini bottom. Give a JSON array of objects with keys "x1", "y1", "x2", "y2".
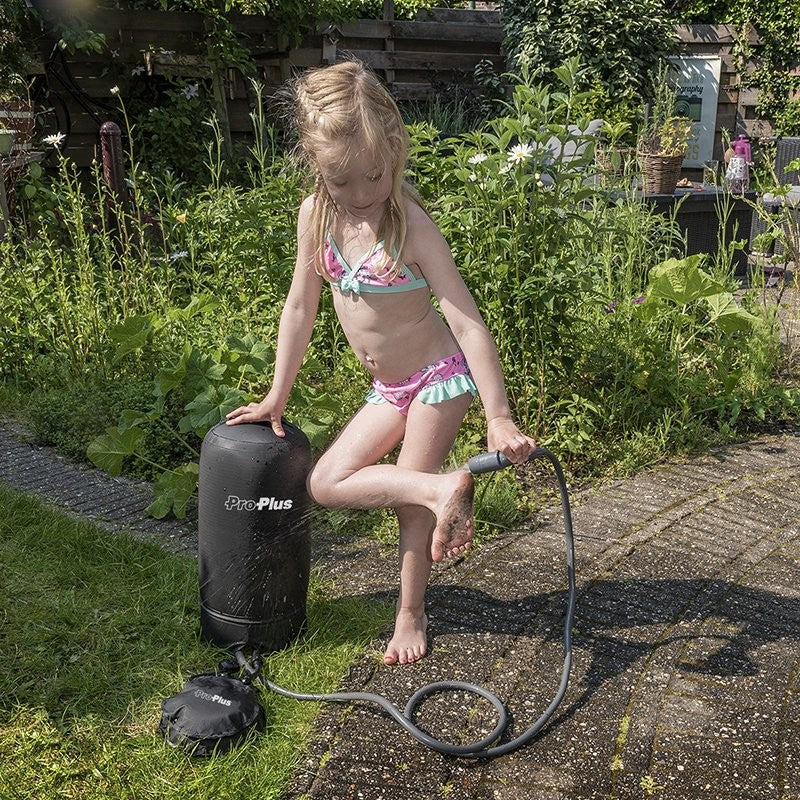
[{"x1": 365, "y1": 351, "x2": 477, "y2": 416}]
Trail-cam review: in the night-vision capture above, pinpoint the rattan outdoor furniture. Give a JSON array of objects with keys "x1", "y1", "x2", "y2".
[
  {"x1": 642, "y1": 186, "x2": 756, "y2": 275},
  {"x1": 750, "y1": 136, "x2": 800, "y2": 261}
]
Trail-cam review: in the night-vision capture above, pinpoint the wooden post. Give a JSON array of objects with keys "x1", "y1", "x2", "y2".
[
  {"x1": 99, "y1": 121, "x2": 127, "y2": 233},
  {"x1": 277, "y1": 33, "x2": 291, "y2": 82},
  {"x1": 211, "y1": 68, "x2": 234, "y2": 159},
  {"x1": 383, "y1": 0, "x2": 395, "y2": 86}
]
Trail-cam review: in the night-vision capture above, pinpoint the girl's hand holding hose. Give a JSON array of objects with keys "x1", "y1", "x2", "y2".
[{"x1": 486, "y1": 416, "x2": 537, "y2": 464}]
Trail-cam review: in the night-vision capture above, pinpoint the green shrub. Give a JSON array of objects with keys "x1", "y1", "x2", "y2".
[
  {"x1": 410, "y1": 60, "x2": 790, "y2": 473},
  {"x1": 501, "y1": 0, "x2": 678, "y2": 113},
  {"x1": 24, "y1": 371, "x2": 189, "y2": 480}
]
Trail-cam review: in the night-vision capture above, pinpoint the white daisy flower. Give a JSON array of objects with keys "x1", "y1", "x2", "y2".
[
  {"x1": 131, "y1": 66, "x2": 145, "y2": 76},
  {"x1": 182, "y1": 84, "x2": 200, "y2": 99},
  {"x1": 42, "y1": 132, "x2": 66, "y2": 148},
  {"x1": 468, "y1": 172, "x2": 477, "y2": 182},
  {"x1": 499, "y1": 163, "x2": 512, "y2": 175},
  {"x1": 468, "y1": 152, "x2": 488, "y2": 164},
  {"x1": 169, "y1": 250, "x2": 189, "y2": 261},
  {"x1": 110, "y1": 85, "x2": 120, "y2": 95},
  {"x1": 507, "y1": 142, "x2": 535, "y2": 164}
]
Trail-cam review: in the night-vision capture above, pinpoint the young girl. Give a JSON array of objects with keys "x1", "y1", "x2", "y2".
[{"x1": 226, "y1": 61, "x2": 536, "y2": 666}]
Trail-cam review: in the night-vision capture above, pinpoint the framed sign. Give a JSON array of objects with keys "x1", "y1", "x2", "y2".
[{"x1": 667, "y1": 55, "x2": 722, "y2": 168}]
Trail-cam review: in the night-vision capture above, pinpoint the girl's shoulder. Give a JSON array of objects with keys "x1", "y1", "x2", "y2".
[
  {"x1": 404, "y1": 194, "x2": 439, "y2": 238},
  {"x1": 401, "y1": 196, "x2": 457, "y2": 283},
  {"x1": 298, "y1": 193, "x2": 316, "y2": 221},
  {"x1": 404, "y1": 195, "x2": 445, "y2": 251}
]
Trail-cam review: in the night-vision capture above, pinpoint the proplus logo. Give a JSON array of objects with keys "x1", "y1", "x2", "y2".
[
  {"x1": 193, "y1": 689, "x2": 232, "y2": 706},
  {"x1": 224, "y1": 495, "x2": 294, "y2": 511}
]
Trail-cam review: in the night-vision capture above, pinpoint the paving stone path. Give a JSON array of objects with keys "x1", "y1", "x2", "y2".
[
  {"x1": 2, "y1": 419, "x2": 800, "y2": 799},
  {"x1": 287, "y1": 434, "x2": 800, "y2": 800}
]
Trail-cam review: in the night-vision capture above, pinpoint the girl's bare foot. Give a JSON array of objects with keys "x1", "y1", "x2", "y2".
[
  {"x1": 383, "y1": 608, "x2": 428, "y2": 665},
  {"x1": 431, "y1": 470, "x2": 474, "y2": 563}
]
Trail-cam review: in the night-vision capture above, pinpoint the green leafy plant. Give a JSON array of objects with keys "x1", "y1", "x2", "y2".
[
  {"x1": 126, "y1": 78, "x2": 216, "y2": 180},
  {"x1": 748, "y1": 156, "x2": 800, "y2": 268},
  {"x1": 412, "y1": 59, "x2": 612, "y2": 437},
  {"x1": 86, "y1": 296, "x2": 342, "y2": 518},
  {"x1": 86, "y1": 299, "x2": 260, "y2": 517},
  {"x1": 410, "y1": 59, "x2": 783, "y2": 470},
  {"x1": 638, "y1": 63, "x2": 693, "y2": 156},
  {"x1": 0, "y1": 0, "x2": 34, "y2": 98},
  {"x1": 501, "y1": 0, "x2": 678, "y2": 109}
]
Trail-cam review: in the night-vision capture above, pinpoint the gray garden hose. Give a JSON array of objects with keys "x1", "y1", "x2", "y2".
[{"x1": 250, "y1": 447, "x2": 576, "y2": 758}]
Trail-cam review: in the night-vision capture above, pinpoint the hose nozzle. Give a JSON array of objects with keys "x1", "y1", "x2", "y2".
[{"x1": 466, "y1": 448, "x2": 549, "y2": 474}]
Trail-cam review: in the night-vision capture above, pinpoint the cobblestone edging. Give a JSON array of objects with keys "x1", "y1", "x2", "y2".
[{"x1": 0, "y1": 419, "x2": 198, "y2": 555}]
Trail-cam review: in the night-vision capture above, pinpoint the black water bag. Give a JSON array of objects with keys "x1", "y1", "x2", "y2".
[{"x1": 198, "y1": 420, "x2": 312, "y2": 652}]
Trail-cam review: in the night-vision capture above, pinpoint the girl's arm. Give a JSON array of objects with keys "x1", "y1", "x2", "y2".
[
  {"x1": 410, "y1": 204, "x2": 537, "y2": 463},
  {"x1": 226, "y1": 196, "x2": 323, "y2": 436}
]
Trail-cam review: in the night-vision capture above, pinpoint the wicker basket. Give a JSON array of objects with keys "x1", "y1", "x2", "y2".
[{"x1": 638, "y1": 148, "x2": 685, "y2": 195}]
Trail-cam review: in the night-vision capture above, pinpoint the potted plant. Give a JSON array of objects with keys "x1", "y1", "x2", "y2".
[
  {"x1": 596, "y1": 120, "x2": 636, "y2": 183},
  {"x1": 637, "y1": 64, "x2": 693, "y2": 194}
]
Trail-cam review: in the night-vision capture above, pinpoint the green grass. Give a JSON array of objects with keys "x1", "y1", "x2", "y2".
[{"x1": 0, "y1": 485, "x2": 393, "y2": 799}]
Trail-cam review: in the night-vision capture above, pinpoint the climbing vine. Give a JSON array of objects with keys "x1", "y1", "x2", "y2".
[{"x1": 677, "y1": 0, "x2": 800, "y2": 135}]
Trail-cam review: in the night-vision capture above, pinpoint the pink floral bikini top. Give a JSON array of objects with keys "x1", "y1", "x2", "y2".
[{"x1": 323, "y1": 234, "x2": 429, "y2": 295}]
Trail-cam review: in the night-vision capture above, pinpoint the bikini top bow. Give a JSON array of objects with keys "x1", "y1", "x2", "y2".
[{"x1": 339, "y1": 275, "x2": 361, "y2": 295}]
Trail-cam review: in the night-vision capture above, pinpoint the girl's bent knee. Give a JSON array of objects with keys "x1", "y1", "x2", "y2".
[{"x1": 306, "y1": 467, "x2": 337, "y2": 507}]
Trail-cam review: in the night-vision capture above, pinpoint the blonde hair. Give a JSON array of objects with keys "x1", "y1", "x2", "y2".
[{"x1": 292, "y1": 60, "x2": 425, "y2": 280}]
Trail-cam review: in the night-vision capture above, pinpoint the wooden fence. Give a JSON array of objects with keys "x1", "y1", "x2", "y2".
[{"x1": 23, "y1": 10, "x2": 799, "y2": 168}]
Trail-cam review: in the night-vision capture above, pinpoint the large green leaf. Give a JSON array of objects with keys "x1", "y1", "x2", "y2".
[
  {"x1": 648, "y1": 256, "x2": 725, "y2": 306},
  {"x1": 179, "y1": 384, "x2": 247, "y2": 436},
  {"x1": 296, "y1": 415, "x2": 336, "y2": 451},
  {"x1": 153, "y1": 343, "x2": 192, "y2": 407},
  {"x1": 224, "y1": 333, "x2": 274, "y2": 376},
  {"x1": 86, "y1": 427, "x2": 144, "y2": 476},
  {"x1": 183, "y1": 348, "x2": 227, "y2": 395},
  {"x1": 147, "y1": 463, "x2": 199, "y2": 519},
  {"x1": 109, "y1": 314, "x2": 158, "y2": 362},
  {"x1": 166, "y1": 294, "x2": 219, "y2": 321},
  {"x1": 117, "y1": 408, "x2": 158, "y2": 432},
  {"x1": 705, "y1": 292, "x2": 761, "y2": 333}
]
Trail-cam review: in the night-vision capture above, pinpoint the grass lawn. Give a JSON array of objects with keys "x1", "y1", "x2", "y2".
[{"x1": 0, "y1": 485, "x2": 392, "y2": 799}]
